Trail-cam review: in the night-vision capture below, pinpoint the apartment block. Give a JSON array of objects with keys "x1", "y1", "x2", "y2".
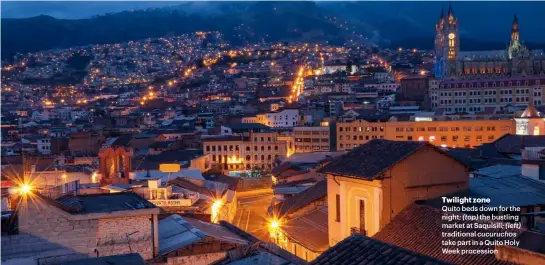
[
  {"x1": 294, "y1": 126, "x2": 333, "y2": 153},
  {"x1": 336, "y1": 119, "x2": 516, "y2": 150},
  {"x1": 203, "y1": 132, "x2": 288, "y2": 174}
]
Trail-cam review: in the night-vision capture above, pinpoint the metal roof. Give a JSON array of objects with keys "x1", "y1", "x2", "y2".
[
  {"x1": 158, "y1": 214, "x2": 248, "y2": 256},
  {"x1": 469, "y1": 165, "x2": 545, "y2": 207}
]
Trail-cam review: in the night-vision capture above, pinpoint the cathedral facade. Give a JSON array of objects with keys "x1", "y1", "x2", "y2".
[{"x1": 434, "y1": 4, "x2": 545, "y2": 80}]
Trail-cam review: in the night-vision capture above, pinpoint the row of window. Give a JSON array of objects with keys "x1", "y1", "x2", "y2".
[
  {"x1": 206, "y1": 145, "x2": 280, "y2": 152},
  {"x1": 225, "y1": 164, "x2": 272, "y2": 170},
  {"x1": 339, "y1": 127, "x2": 384, "y2": 132},
  {"x1": 442, "y1": 89, "x2": 542, "y2": 98},
  {"x1": 441, "y1": 81, "x2": 541, "y2": 89},
  {"x1": 295, "y1": 146, "x2": 330, "y2": 151},
  {"x1": 463, "y1": 68, "x2": 506, "y2": 75},
  {"x1": 395, "y1": 126, "x2": 505, "y2": 132},
  {"x1": 338, "y1": 126, "x2": 507, "y2": 134},
  {"x1": 339, "y1": 135, "x2": 496, "y2": 149},
  {"x1": 212, "y1": 154, "x2": 279, "y2": 162},
  {"x1": 340, "y1": 135, "x2": 382, "y2": 141},
  {"x1": 253, "y1": 137, "x2": 273, "y2": 142},
  {"x1": 268, "y1": 121, "x2": 296, "y2": 126},
  {"x1": 294, "y1": 131, "x2": 329, "y2": 136},
  {"x1": 295, "y1": 138, "x2": 329, "y2": 143}
]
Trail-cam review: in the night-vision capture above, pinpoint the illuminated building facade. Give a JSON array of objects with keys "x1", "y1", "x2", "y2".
[
  {"x1": 242, "y1": 109, "x2": 300, "y2": 128},
  {"x1": 336, "y1": 119, "x2": 517, "y2": 150},
  {"x1": 98, "y1": 147, "x2": 132, "y2": 186},
  {"x1": 515, "y1": 104, "x2": 545, "y2": 135},
  {"x1": 434, "y1": 77, "x2": 545, "y2": 114},
  {"x1": 203, "y1": 132, "x2": 288, "y2": 174},
  {"x1": 434, "y1": 5, "x2": 545, "y2": 80},
  {"x1": 321, "y1": 140, "x2": 469, "y2": 245}
]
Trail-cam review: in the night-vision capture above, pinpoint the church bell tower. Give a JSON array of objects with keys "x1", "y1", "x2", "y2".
[
  {"x1": 434, "y1": 3, "x2": 459, "y2": 79},
  {"x1": 444, "y1": 3, "x2": 460, "y2": 61}
]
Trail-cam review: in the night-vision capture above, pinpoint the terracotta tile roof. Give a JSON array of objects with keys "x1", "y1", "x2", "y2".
[
  {"x1": 281, "y1": 207, "x2": 329, "y2": 253},
  {"x1": 269, "y1": 180, "x2": 327, "y2": 218},
  {"x1": 311, "y1": 234, "x2": 451, "y2": 265},
  {"x1": 318, "y1": 140, "x2": 429, "y2": 179},
  {"x1": 373, "y1": 204, "x2": 517, "y2": 265}
]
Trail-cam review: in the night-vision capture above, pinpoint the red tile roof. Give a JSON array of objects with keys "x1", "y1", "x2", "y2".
[{"x1": 373, "y1": 204, "x2": 518, "y2": 265}]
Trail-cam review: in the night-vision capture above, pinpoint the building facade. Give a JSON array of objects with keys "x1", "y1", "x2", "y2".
[
  {"x1": 98, "y1": 146, "x2": 132, "y2": 186},
  {"x1": 203, "y1": 132, "x2": 288, "y2": 174},
  {"x1": 434, "y1": 5, "x2": 545, "y2": 80},
  {"x1": 250, "y1": 109, "x2": 300, "y2": 128},
  {"x1": 433, "y1": 76, "x2": 545, "y2": 113},
  {"x1": 336, "y1": 118, "x2": 518, "y2": 150},
  {"x1": 294, "y1": 126, "x2": 332, "y2": 153},
  {"x1": 320, "y1": 140, "x2": 469, "y2": 246}
]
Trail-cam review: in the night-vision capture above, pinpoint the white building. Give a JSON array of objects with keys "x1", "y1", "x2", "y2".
[
  {"x1": 256, "y1": 109, "x2": 300, "y2": 128},
  {"x1": 37, "y1": 138, "x2": 51, "y2": 155},
  {"x1": 372, "y1": 72, "x2": 394, "y2": 83}
]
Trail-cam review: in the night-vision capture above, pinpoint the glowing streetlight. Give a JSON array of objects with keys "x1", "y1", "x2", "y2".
[
  {"x1": 211, "y1": 199, "x2": 223, "y2": 223},
  {"x1": 268, "y1": 217, "x2": 282, "y2": 242},
  {"x1": 19, "y1": 184, "x2": 32, "y2": 195},
  {"x1": 270, "y1": 220, "x2": 279, "y2": 229},
  {"x1": 91, "y1": 172, "x2": 98, "y2": 183}
]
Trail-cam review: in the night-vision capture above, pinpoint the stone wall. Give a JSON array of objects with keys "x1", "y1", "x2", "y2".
[
  {"x1": 1, "y1": 196, "x2": 155, "y2": 264},
  {"x1": 165, "y1": 252, "x2": 226, "y2": 265},
  {"x1": 96, "y1": 216, "x2": 153, "y2": 260}
]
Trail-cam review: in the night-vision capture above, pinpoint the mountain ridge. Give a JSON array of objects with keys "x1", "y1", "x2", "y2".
[{"x1": 2, "y1": 1, "x2": 544, "y2": 59}]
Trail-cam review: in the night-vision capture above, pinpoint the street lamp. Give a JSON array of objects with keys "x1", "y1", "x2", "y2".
[
  {"x1": 19, "y1": 184, "x2": 32, "y2": 195},
  {"x1": 270, "y1": 220, "x2": 279, "y2": 229},
  {"x1": 211, "y1": 199, "x2": 223, "y2": 224},
  {"x1": 268, "y1": 217, "x2": 282, "y2": 244}
]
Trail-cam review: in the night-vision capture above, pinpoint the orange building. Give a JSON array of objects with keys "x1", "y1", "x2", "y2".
[
  {"x1": 337, "y1": 104, "x2": 545, "y2": 150},
  {"x1": 336, "y1": 118, "x2": 517, "y2": 150}
]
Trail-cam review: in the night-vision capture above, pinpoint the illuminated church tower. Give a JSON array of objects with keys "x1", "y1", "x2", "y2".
[
  {"x1": 434, "y1": 4, "x2": 459, "y2": 79},
  {"x1": 508, "y1": 14, "x2": 521, "y2": 59}
]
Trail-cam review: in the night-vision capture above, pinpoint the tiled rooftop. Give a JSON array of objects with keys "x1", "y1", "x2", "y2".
[{"x1": 311, "y1": 234, "x2": 451, "y2": 265}]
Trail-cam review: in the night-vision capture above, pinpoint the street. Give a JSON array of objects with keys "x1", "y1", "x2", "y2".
[{"x1": 233, "y1": 192, "x2": 275, "y2": 242}]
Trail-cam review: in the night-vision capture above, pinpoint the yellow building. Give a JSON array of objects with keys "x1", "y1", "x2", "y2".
[
  {"x1": 336, "y1": 119, "x2": 517, "y2": 150},
  {"x1": 319, "y1": 140, "x2": 469, "y2": 246},
  {"x1": 338, "y1": 104, "x2": 545, "y2": 150}
]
